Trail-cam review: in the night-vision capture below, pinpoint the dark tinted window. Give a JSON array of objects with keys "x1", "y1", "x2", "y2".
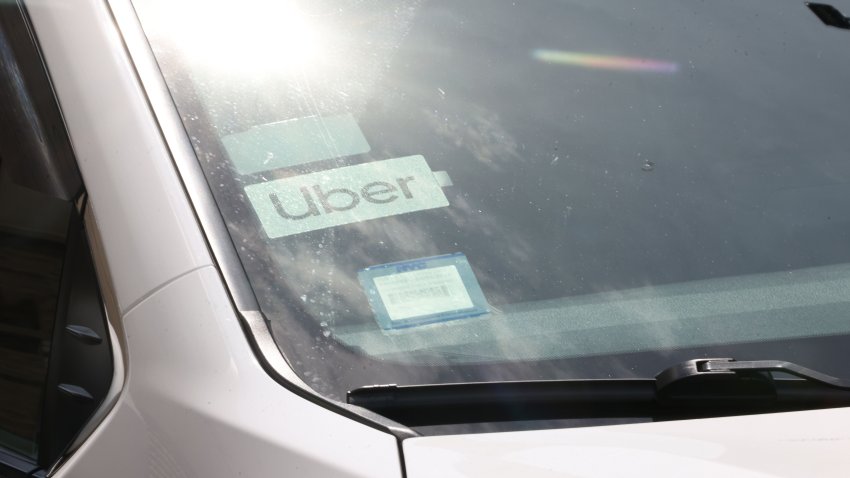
[{"x1": 0, "y1": 162, "x2": 71, "y2": 459}]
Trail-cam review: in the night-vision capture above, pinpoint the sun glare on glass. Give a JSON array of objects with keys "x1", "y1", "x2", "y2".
[{"x1": 158, "y1": 0, "x2": 328, "y2": 76}]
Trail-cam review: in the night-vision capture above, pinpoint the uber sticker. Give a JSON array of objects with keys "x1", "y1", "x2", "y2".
[
  {"x1": 244, "y1": 155, "x2": 449, "y2": 238},
  {"x1": 358, "y1": 253, "x2": 490, "y2": 329}
]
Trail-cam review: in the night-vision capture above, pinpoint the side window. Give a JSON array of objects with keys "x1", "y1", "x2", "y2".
[
  {"x1": 0, "y1": 168, "x2": 72, "y2": 461},
  {"x1": 0, "y1": 2, "x2": 114, "y2": 477}
]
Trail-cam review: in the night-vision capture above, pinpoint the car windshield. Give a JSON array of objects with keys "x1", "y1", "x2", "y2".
[{"x1": 132, "y1": 0, "x2": 850, "y2": 410}]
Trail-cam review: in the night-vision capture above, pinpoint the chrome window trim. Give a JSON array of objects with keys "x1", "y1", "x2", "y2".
[{"x1": 102, "y1": 0, "x2": 416, "y2": 439}]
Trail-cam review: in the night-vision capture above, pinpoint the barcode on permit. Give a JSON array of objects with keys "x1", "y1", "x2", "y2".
[
  {"x1": 373, "y1": 265, "x2": 474, "y2": 321},
  {"x1": 386, "y1": 285, "x2": 450, "y2": 305}
]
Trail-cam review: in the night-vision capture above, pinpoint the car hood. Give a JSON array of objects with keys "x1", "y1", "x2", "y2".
[{"x1": 403, "y1": 407, "x2": 850, "y2": 477}]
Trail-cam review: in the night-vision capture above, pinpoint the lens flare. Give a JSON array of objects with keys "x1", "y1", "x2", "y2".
[{"x1": 533, "y1": 50, "x2": 679, "y2": 74}]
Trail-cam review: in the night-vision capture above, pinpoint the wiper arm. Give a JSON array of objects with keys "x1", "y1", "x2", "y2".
[
  {"x1": 657, "y1": 358, "x2": 850, "y2": 390},
  {"x1": 347, "y1": 358, "x2": 850, "y2": 426}
]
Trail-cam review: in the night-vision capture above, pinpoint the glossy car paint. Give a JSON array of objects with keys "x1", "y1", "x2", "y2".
[
  {"x1": 18, "y1": 0, "x2": 850, "y2": 476},
  {"x1": 53, "y1": 267, "x2": 401, "y2": 477},
  {"x1": 24, "y1": 0, "x2": 212, "y2": 315},
  {"x1": 404, "y1": 407, "x2": 850, "y2": 477}
]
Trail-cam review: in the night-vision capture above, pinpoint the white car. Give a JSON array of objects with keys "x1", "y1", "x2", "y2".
[{"x1": 2, "y1": 0, "x2": 850, "y2": 476}]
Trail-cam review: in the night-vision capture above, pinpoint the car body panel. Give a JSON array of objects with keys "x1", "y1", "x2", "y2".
[
  {"x1": 404, "y1": 407, "x2": 850, "y2": 477},
  {"x1": 25, "y1": 0, "x2": 212, "y2": 314},
  {"x1": 53, "y1": 266, "x2": 402, "y2": 478}
]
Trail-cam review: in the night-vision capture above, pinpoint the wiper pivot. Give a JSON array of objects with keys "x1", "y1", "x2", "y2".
[{"x1": 658, "y1": 358, "x2": 850, "y2": 392}]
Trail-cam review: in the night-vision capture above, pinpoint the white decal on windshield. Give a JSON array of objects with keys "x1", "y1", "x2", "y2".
[
  {"x1": 244, "y1": 155, "x2": 449, "y2": 238},
  {"x1": 222, "y1": 113, "x2": 371, "y2": 175}
]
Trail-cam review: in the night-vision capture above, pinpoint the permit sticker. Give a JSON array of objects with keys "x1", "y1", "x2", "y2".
[
  {"x1": 358, "y1": 253, "x2": 489, "y2": 330},
  {"x1": 222, "y1": 113, "x2": 371, "y2": 175},
  {"x1": 245, "y1": 155, "x2": 449, "y2": 238}
]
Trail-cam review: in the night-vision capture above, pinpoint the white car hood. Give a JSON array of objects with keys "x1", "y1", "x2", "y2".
[{"x1": 403, "y1": 407, "x2": 850, "y2": 477}]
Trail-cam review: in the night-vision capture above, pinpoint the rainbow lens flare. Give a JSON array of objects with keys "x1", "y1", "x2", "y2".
[{"x1": 532, "y1": 50, "x2": 679, "y2": 74}]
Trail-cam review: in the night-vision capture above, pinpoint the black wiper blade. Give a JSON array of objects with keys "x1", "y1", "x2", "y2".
[
  {"x1": 807, "y1": 3, "x2": 850, "y2": 30},
  {"x1": 347, "y1": 358, "x2": 850, "y2": 426}
]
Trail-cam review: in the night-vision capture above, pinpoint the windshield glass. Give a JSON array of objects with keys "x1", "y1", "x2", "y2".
[{"x1": 133, "y1": 0, "x2": 850, "y2": 408}]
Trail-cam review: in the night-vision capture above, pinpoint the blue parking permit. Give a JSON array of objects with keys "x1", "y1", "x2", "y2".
[{"x1": 358, "y1": 253, "x2": 490, "y2": 330}]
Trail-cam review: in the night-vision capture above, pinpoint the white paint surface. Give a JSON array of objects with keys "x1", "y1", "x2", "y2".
[
  {"x1": 53, "y1": 267, "x2": 402, "y2": 478},
  {"x1": 404, "y1": 407, "x2": 850, "y2": 477},
  {"x1": 26, "y1": 0, "x2": 212, "y2": 314}
]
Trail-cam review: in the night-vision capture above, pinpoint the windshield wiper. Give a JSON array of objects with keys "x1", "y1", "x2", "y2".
[
  {"x1": 807, "y1": 3, "x2": 850, "y2": 30},
  {"x1": 347, "y1": 358, "x2": 850, "y2": 426}
]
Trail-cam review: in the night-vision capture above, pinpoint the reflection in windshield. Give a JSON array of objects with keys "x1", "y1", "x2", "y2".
[
  {"x1": 532, "y1": 50, "x2": 679, "y2": 73},
  {"x1": 134, "y1": 0, "x2": 850, "y2": 406},
  {"x1": 153, "y1": 0, "x2": 330, "y2": 75}
]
